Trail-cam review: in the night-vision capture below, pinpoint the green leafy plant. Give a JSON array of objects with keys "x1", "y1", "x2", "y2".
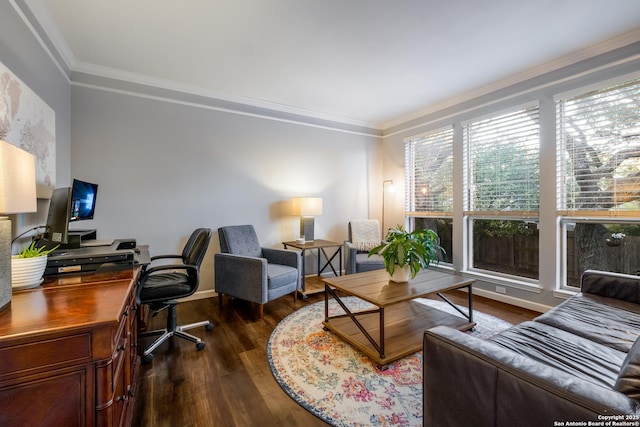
[
  {"x1": 18, "y1": 241, "x2": 59, "y2": 258},
  {"x1": 368, "y1": 225, "x2": 446, "y2": 279}
]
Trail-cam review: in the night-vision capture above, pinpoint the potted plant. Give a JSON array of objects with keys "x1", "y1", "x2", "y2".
[
  {"x1": 606, "y1": 232, "x2": 626, "y2": 247},
  {"x1": 11, "y1": 241, "x2": 58, "y2": 290},
  {"x1": 368, "y1": 225, "x2": 446, "y2": 282}
]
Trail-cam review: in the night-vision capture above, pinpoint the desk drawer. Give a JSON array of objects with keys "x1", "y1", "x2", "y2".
[{"x1": 0, "y1": 333, "x2": 92, "y2": 378}]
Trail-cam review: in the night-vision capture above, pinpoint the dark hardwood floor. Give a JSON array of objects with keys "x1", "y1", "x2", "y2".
[{"x1": 132, "y1": 290, "x2": 539, "y2": 427}]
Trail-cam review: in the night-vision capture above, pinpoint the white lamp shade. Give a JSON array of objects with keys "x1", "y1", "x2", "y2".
[
  {"x1": 0, "y1": 140, "x2": 37, "y2": 214},
  {"x1": 292, "y1": 197, "x2": 323, "y2": 216}
]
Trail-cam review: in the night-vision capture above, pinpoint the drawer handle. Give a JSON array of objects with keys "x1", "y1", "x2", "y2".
[{"x1": 117, "y1": 343, "x2": 126, "y2": 352}]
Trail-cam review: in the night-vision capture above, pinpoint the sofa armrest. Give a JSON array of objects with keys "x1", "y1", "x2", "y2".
[
  {"x1": 423, "y1": 326, "x2": 640, "y2": 427},
  {"x1": 214, "y1": 253, "x2": 268, "y2": 304},
  {"x1": 581, "y1": 270, "x2": 640, "y2": 304}
]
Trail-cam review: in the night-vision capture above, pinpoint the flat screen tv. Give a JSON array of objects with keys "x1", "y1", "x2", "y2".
[
  {"x1": 70, "y1": 179, "x2": 98, "y2": 221},
  {"x1": 45, "y1": 187, "x2": 72, "y2": 244}
]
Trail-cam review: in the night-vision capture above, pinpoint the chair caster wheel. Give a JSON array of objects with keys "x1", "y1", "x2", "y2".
[
  {"x1": 143, "y1": 354, "x2": 154, "y2": 364},
  {"x1": 205, "y1": 323, "x2": 214, "y2": 331},
  {"x1": 196, "y1": 342, "x2": 205, "y2": 351}
]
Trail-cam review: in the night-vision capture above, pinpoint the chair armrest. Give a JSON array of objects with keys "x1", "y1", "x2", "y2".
[
  {"x1": 262, "y1": 247, "x2": 301, "y2": 269},
  {"x1": 423, "y1": 326, "x2": 640, "y2": 426},
  {"x1": 581, "y1": 270, "x2": 640, "y2": 304},
  {"x1": 149, "y1": 254, "x2": 182, "y2": 262},
  {"x1": 344, "y1": 241, "x2": 357, "y2": 274},
  {"x1": 214, "y1": 253, "x2": 268, "y2": 304}
]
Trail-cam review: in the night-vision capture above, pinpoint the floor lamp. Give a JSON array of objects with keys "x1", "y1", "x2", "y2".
[
  {"x1": 382, "y1": 179, "x2": 394, "y2": 237},
  {"x1": 0, "y1": 140, "x2": 37, "y2": 311}
]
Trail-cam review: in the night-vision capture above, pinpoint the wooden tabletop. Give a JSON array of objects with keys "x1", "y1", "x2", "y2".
[
  {"x1": 322, "y1": 269, "x2": 474, "y2": 307},
  {"x1": 0, "y1": 268, "x2": 137, "y2": 341},
  {"x1": 282, "y1": 239, "x2": 342, "y2": 250}
]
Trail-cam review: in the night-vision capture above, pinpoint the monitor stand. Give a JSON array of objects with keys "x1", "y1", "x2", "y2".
[{"x1": 36, "y1": 229, "x2": 98, "y2": 251}]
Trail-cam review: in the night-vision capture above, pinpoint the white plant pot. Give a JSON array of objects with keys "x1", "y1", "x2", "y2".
[
  {"x1": 389, "y1": 264, "x2": 411, "y2": 283},
  {"x1": 11, "y1": 255, "x2": 48, "y2": 290}
]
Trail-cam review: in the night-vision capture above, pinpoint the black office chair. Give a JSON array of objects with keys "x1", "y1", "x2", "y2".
[{"x1": 137, "y1": 228, "x2": 213, "y2": 364}]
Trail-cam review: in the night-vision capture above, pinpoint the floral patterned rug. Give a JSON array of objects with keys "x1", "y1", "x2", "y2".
[{"x1": 267, "y1": 296, "x2": 513, "y2": 427}]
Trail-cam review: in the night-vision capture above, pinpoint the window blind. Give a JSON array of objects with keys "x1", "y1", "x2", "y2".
[
  {"x1": 404, "y1": 127, "x2": 454, "y2": 215},
  {"x1": 463, "y1": 105, "x2": 540, "y2": 216},
  {"x1": 557, "y1": 77, "x2": 640, "y2": 216}
]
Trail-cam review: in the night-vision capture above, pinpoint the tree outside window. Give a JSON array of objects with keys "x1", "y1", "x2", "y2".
[{"x1": 557, "y1": 77, "x2": 640, "y2": 285}]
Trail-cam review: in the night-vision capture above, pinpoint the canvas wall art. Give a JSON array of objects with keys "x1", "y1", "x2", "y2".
[{"x1": 0, "y1": 61, "x2": 55, "y2": 195}]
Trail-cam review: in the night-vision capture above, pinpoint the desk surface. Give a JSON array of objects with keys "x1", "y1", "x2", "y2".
[{"x1": 0, "y1": 268, "x2": 137, "y2": 341}]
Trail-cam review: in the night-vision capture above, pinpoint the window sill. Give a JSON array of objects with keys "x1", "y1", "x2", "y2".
[
  {"x1": 552, "y1": 288, "x2": 578, "y2": 300},
  {"x1": 462, "y1": 269, "x2": 542, "y2": 293}
]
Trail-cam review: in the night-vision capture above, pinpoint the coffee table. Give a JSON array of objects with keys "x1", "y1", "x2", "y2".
[{"x1": 322, "y1": 269, "x2": 475, "y2": 368}]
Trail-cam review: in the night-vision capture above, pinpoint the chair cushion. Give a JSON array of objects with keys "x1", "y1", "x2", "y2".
[
  {"x1": 219, "y1": 225, "x2": 262, "y2": 258},
  {"x1": 140, "y1": 272, "x2": 192, "y2": 303},
  {"x1": 355, "y1": 253, "x2": 385, "y2": 273},
  {"x1": 267, "y1": 263, "x2": 298, "y2": 290}
]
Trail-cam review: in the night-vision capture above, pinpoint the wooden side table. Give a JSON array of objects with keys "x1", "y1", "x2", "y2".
[{"x1": 282, "y1": 239, "x2": 342, "y2": 297}]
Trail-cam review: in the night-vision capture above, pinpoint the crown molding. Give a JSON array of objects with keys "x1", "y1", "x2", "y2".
[
  {"x1": 72, "y1": 61, "x2": 379, "y2": 132},
  {"x1": 71, "y1": 70, "x2": 383, "y2": 138}
]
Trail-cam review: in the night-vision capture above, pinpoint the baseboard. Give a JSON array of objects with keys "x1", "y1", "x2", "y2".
[{"x1": 180, "y1": 289, "x2": 217, "y2": 302}]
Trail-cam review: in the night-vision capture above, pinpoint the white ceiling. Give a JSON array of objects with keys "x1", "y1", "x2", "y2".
[{"x1": 21, "y1": 0, "x2": 640, "y2": 130}]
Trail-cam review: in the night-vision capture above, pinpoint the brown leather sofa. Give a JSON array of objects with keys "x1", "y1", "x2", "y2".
[{"x1": 423, "y1": 270, "x2": 640, "y2": 427}]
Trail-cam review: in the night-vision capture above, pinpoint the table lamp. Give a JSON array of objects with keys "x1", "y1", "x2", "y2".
[
  {"x1": 292, "y1": 197, "x2": 323, "y2": 242},
  {"x1": 0, "y1": 140, "x2": 37, "y2": 311}
]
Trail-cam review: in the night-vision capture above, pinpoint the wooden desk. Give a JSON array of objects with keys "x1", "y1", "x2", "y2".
[{"x1": 0, "y1": 267, "x2": 140, "y2": 427}]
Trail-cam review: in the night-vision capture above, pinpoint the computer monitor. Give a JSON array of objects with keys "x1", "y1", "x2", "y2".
[
  {"x1": 69, "y1": 179, "x2": 98, "y2": 221},
  {"x1": 45, "y1": 187, "x2": 72, "y2": 244}
]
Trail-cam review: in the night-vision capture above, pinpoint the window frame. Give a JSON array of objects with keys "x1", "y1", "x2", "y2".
[
  {"x1": 462, "y1": 102, "x2": 541, "y2": 282},
  {"x1": 555, "y1": 74, "x2": 640, "y2": 288},
  {"x1": 404, "y1": 126, "x2": 454, "y2": 266}
]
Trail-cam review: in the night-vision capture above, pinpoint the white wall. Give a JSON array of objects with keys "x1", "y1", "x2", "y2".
[{"x1": 70, "y1": 85, "x2": 382, "y2": 295}]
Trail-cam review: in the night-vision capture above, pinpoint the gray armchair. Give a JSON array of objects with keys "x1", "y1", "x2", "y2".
[
  {"x1": 344, "y1": 219, "x2": 385, "y2": 274},
  {"x1": 214, "y1": 225, "x2": 301, "y2": 318}
]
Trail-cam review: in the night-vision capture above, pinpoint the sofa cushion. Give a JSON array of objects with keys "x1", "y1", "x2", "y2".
[
  {"x1": 615, "y1": 337, "x2": 640, "y2": 401},
  {"x1": 489, "y1": 321, "x2": 626, "y2": 389},
  {"x1": 534, "y1": 293, "x2": 640, "y2": 352}
]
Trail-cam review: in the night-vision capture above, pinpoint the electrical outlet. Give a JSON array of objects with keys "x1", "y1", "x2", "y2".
[{"x1": 496, "y1": 286, "x2": 507, "y2": 294}]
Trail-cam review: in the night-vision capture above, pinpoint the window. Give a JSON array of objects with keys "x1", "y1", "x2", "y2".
[
  {"x1": 404, "y1": 127, "x2": 453, "y2": 263},
  {"x1": 557, "y1": 77, "x2": 640, "y2": 286},
  {"x1": 463, "y1": 105, "x2": 540, "y2": 279}
]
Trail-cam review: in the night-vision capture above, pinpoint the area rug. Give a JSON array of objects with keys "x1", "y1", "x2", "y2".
[{"x1": 267, "y1": 297, "x2": 513, "y2": 427}]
